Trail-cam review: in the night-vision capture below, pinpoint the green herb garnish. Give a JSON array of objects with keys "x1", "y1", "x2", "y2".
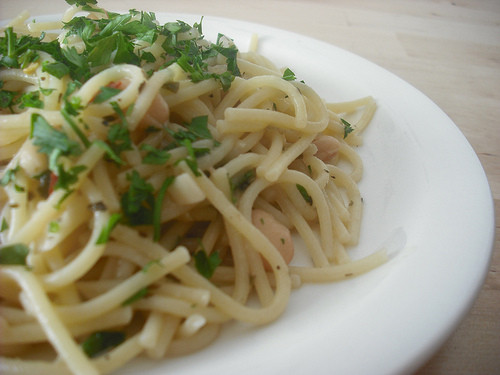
[
  {"x1": 166, "y1": 115, "x2": 216, "y2": 176},
  {"x1": 42, "y1": 60, "x2": 70, "y2": 79},
  {"x1": 29, "y1": 113, "x2": 87, "y2": 195},
  {"x1": 153, "y1": 176, "x2": 175, "y2": 242},
  {"x1": 296, "y1": 184, "x2": 313, "y2": 205},
  {"x1": 19, "y1": 91, "x2": 43, "y2": 109},
  {"x1": 1, "y1": 218, "x2": 8, "y2": 232},
  {"x1": 48, "y1": 221, "x2": 60, "y2": 233},
  {"x1": 122, "y1": 287, "x2": 148, "y2": 306},
  {"x1": 106, "y1": 102, "x2": 133, "y2": 158},
  {"x1": 30, "y1": 113, "x2": 82, "y2": 158},
  {"x1": 229, "y1": 169, "x2": 256, "y2": 203},
  {"x1": 194, "y1": 249, "x2": 221, "y2": 279},
  {"x1": 81, "y1": 331, "x2": 125, "y2": 358},
  {"x1": 341, "y1": 118, "x2": 354, "y2": 138},
  {"x1": 0, "y1": 89, "x2": 15, "y2": 110},
  {"x1": 120, "y1": 170, "x2": 155, "y2": 226},
  {"x1": 96, "y1": 213, "x2": 122, "y2": 244},
  {"x1": 282, "y1": 68, "x2": 296, "y2": 81},
  {"x1": 1, "y1": 166, "x2": 20, "y2": 187},
  {"x1": 65, "y1": 0, "x2": 97, "y2": 6},
  {"x1": 93, "y1": 86, "x2": 122, "y2": 104},
  {"x1": 142, "y1": 259, "x2": 161, "y2": 273},
  {"x1": 141, "y1": 144, "x2": 171, "y2": 165},
  {"x1": 0, "y1": 243, "x2": 29, "y2": 265},
  {"x1": 52, "y1": 164, "x2": 86, "y2": 192}
]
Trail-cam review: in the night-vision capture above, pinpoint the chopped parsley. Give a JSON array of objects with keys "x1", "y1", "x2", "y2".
[
  {"x1": 121, "y1": 287, "x2": 148, "y2": 306},
  {"x1": 0, "y1": 88, "x2": 15, "y2": 110},
  {"x1": 119, "y1": 172, "x2": 174, "y2": 238},
  {"x1": 341, "y1": 118, "x2": 354, "y2": 138},
  {"x1": 19, "y1": 91, "x2": 44, "y2": 109},
  {"x1": 282, "y1": 68, "x2": 296, "y2": 81},
  {"x1": 81, "y1": 331, "x2": 125, "y2": 358},
  {"x1": 30, "y1": 113, "x2": 82, "y2": 159},
  {"x1": 0, "y1": 88, "x2": 55, "y2": 112},
  {"x1": 166, "y1": 115, "x2": 213, "y2": 145},
  {"x1": 1, "y1": 3, "x2": 241, "y2": 86},
  {"x1": 42, "y1": 60, "x2": 70, "y2": 79},
  {"x1": 120, "y1": 170, "x2": 155, "y2": 226},
  {"x1": 193, "y1": 249, "x2": 221, "y2": 279},
  {"x1": 1, "y1": 218, "x2": 8, "y2": 232},
  {"x1": 0, "y1": 27, "x2": 28, "y2": 68},
  {"x1": 96, "y1": 213, "x2": 122, "y2": 244},
  {"x1": 0, "y1": 166, "x2": 20, "y2": 187},
  {"x1": 142, "y1": 258, "x2": 161, "y2": 273},
  {"x1": 170, "y1": 32, "x2": 240, "y2": 91},
  {"x1": 66, "y1": 0, "x2": 97, "y2": 7},
  {"x1": 29, "y1": 113, "x2": 87, "y2": 197},
  {"x1": 183, "y1": 115, "x2": 213, "y2": 140},
  {"x1": 141, "y1": 144, "x2": 171, "y2": 165},
  {"x1": 13, "y1": 184, "x2": 25, "y2": 193},
  {"x1": 106, "y1": 102, "x2": 133, "y2": 158},
  {"x1": 229, "y1": 169, "x2": 256, "y2": 203},
  {"x1": 0, "y1": 243, "x2": 29, "y2": 265},
  {"x1": 282, "y1": 67, "x2": 304, "y2": 83},
  {"x1": 61, "y1": 100, "x2": 91, "y2": 148},
  {"x1": 58, "y1": 7, "x2": 239, "y2": 86},
  {"x1": 52, "y1": 164, "x2": 86, "y2": 192},
  {"x1": 1, "y1": 1, "x2": 246, "y2": 240},
  {"x1": 92, "y1": 86, "x2": 122, "y2": 103},
  {"x1": 153, "y1": 176, "x2": 175, "y2": 242},
  {"x1": 177, "y1": 138, "x2": 203, "y2": 176},
  {"x1": 296, "y1": 184, "x2": 313, "y2": 205},
  {"x1": 48, "y1": 221, "x2": 60, "y2": 233},
  {"x1": 92, "y1": 140, "x2": 125, "y2": 165},
  {"x1": 166, "y1": 115, "x2": 217, "y2": 176}
]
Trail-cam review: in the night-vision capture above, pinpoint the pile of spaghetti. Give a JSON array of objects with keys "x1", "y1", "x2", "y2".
[{"x1": 0, "y1": 1, "x2": 386, "y2": 374}]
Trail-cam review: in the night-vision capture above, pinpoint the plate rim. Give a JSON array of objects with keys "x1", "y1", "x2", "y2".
[{"x1": 1, "y1": 11, "x2": 495, "y2": 375}]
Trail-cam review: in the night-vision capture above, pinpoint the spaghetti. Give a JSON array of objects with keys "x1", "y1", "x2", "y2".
[{"x1": 0, "y1": 2, "x2": 386, "y2": 374}]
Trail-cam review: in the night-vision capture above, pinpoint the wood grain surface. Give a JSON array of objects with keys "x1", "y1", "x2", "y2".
[{"x1": 1, "y1": 0, "x2": 499, "y2": 373}]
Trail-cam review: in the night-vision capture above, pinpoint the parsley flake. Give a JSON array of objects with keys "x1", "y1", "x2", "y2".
[
  {"x1": 1, "y1": 218, "x2": 8, "y2": 232},
  {"x1": 81, "y1": 331, "x2": 125, "y2": 358},
  {"x1": 19, "y1": 91, "x2": 43, "y2": 109},
  {"x1": 166, "y1": 115, "x2": 216, "y2": 176},
  {"x1": 229, "y1": 169, "x2": 256, "y2": 203},
  {"x1": 341, "y1": 118, "x2": 354, "y2": 138},
  {"x1": 153, "y1": 176, "x2": 175, "y2": 242},
  {"x1": 1, "y1": 166, "x2": 20, "y2": 187},
  {"x1": 42, "y1": 60, "x2": 70, "y2": 79},
  {"x1": 122, "y1": 287, "x2": 148, "y2": 306},
  {"x1": 141, "y1": 144, "x2": 171, "y2": 165},
  {"x1": 282, "y1": 68, "x2": 296, "y2": 81},
  {"x1": 30, "y1": 113, "x2": 82, "y2": 158},
  {"x1": 93, "y1": 86, "x2": 122, "y2": 103},
  {"x1": 194, "y1": 249, "x2": 221, "y2": 279},
  {"x1": 48, "y1": 221, "x2": 60, "y2": 233},
  {"x1": 96, "y1": 213, "x2": 122, "y2": 244},
  {"x1": 0, "y1": 243, "x2": 29, "y2": 265},
  {"x1": 142, "y1": 259, "x2": 161, "y2": 273},
  {"x1": 120, "y1": 171, "x2": 154, "y2": 226},
  {"x1": 296, "y1": 184, "x2": 313, "y2": 205}
]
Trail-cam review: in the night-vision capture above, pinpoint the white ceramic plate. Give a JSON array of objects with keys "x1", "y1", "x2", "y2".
[
  {"x1": 116, "y1": 14, "x2": 494, "y2": 375},
  {"x1": 3, "y1": 12, "x2": 495, "y2": 375}
]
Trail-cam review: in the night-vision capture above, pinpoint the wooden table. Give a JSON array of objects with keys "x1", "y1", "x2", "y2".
[{"x1": 2, "y1": 0, "x2": 499, "y2": 373}]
